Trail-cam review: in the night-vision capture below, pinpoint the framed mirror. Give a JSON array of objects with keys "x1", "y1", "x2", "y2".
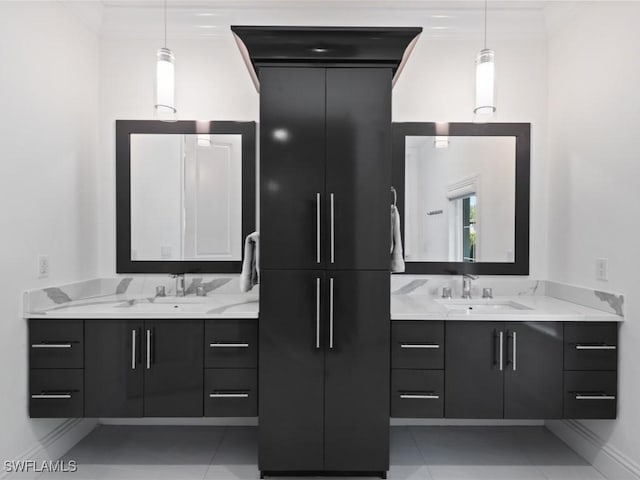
[
  {"x1": 392, "y1": 122, "x2": 530, "y2": 275},
  {"x1": 116, "y1": 120, "x2": 256, "y2": 274}
]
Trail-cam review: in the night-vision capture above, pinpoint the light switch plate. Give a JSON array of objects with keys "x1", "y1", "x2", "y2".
[
  {"x1": 38, "y1": 255, "x2": 50, "y2": 278},
  {"x1": 596, "y1": 258, "x2": 608, "y2": 281}
]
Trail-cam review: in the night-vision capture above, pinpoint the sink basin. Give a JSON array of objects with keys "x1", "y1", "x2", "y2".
[
  {"x1": 436, "y1": 299, "x2": 532, "y2": 314},
  {"x1": 153, "y1": 296, "x2": 208, "y2": 305},
  {"x1": 121, "y1": 302, "x2": 208, "y2": 313}
]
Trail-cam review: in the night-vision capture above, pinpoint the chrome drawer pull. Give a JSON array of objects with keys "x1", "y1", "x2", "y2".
[
  {"x1": 575, "y1": 344, "x2": 617, "y2": 350},
  {"x1": 400, "y1": 393, "x2": 440, "y2": 400},
  {"x1": 209, "y1": 343, "x2": 249, "y2": 348},
  {"x1": 575, "y1": 394, "x2": 616, "y2": 401},
  {"x1": 31, "y1": 393, "x2": 72, "y2": 399},
  {"x1": 330, "y1": 193, "x2": 335, "y2": 264},
  {"x1": 131, "y1": 329, "x2": 137, "y2": 370},
  {"x1": 209, "y1": 393, "x2": 249, "y2": 398},
  {"x1": 31, "y1": 343, "x2": 72, "y2": 349},
  {"x1": 400, "y1": 343, "x2": 440, "y2": 349},
  {"x1": 316, "y1": 193, "x2": 321, "y2": 263},
  {"x1": 316, "y1": 277, "x2": 321, "y2": 349}
]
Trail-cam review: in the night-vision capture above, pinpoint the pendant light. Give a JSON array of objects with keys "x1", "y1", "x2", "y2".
[
  {"x1": 155, "y1": 0, "x2": 176, "y2": 119},
  {"x1": 474, "y1": 0, "x2": 495, "y2": 120}
]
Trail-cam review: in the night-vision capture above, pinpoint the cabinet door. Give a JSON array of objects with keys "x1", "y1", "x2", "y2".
[
  {"x1": 143, "y1": 320, "x2": 203, "y2": 417},
  {"x1": 260, "y1": 68, "x2": 327, "y2": 270},
  {"x1": 259, "y1": 270, "x2": 325, "y2": 472},
  {"x1": 445, "y1": 322, "x2": 504, "y2": 418},
  {"x1": 85, "y1": 320, "x2": 143, "y2": 417},
  {"x1": 326, "y1": 68, "x2": 392, "y2": 270},
  {"x1": 324, "y1": 270, "x2": 390, "y2": 472},
  {"x1": 504, "y1": 322, "x2": 563, "y2": 419}
]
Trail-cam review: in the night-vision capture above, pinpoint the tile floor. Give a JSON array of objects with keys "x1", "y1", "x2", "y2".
[{"x1": 33, "y1": 426, "x2": 605, "y2": 480}]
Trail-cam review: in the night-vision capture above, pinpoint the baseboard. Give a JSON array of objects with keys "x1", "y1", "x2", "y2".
[
  {"x1": 391, "y1": 418, "x2": 544, "y2": 426},
  {"x1": 546, "y1": 420, "x2": 640, "y2": 480},
  {"x1": 1, "y1": 419, "x2": 97, "y2": 479}
]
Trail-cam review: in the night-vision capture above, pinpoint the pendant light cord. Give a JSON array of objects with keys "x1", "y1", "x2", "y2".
[
  {"x1": 164, "y1": 0, "x2": 167, "y2": 48},
  {"x1": 483, "y1": 0, "x2": 488, "y2": 49}
]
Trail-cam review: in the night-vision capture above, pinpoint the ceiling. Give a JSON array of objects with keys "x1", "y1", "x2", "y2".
[{"x1": 61, "y1": 0, "x2": 587, "y2": 40}]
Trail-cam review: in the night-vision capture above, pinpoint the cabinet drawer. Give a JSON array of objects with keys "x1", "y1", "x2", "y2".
[
  {"x1": 392, "y1": 321, "x2": 444, "y2": 369},
  {"x1": 205, "y1": 320, "x2": 257, "y2": 368},
  {"x1": 30, "y1": 319, "x2": 84, "y2": 369},
  {"x1": 564, "y1": 371, "x2": 617, "y2": 419},
  {"x1": 30, "y1": 369, "x2": 83, "y2": 418},
  {"x1": 204, "y1": 369, "x2": 257, "y2": 417},
  {"x1": 391, "y1": 370, "x2": 443, "y2": 418},
  {"x1": 564, "y1": 323, "x2": 618, "y2": 371}
]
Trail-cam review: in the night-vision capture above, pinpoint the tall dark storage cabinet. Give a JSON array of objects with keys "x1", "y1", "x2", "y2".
[
  {"x1": 259, "y1": 67, "x2": 391, "y2": 476},
  {"x1": 231, "y1": 25, "x2": 422, "y2": 477}
]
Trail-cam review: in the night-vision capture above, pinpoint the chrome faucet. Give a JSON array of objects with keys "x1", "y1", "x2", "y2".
[
  {"x1": 171, "y1": 274, "x2": 186, "y2": 297},
  {"x1": 462, "y1": 274, "x2": 479, "y2": 299}
]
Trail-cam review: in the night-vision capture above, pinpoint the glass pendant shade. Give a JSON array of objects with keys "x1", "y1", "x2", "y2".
[
  {"x1": 155, "y1": 47, "x2": 176, "y2": 119},
  {"x1": 474, "y1": 48, "x2": 495, "y2": 119}
]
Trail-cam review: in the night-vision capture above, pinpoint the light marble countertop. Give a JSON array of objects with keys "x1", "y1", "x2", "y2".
[
  {"x1": 26, "y1": 293, "x2": 259, "y2": 319},
  {"x1": 23, "y1": 276, "x2": 623, "y2": 322},
  {"x1": 391, "y1": 294, "x2": 622, "y2": 322}
]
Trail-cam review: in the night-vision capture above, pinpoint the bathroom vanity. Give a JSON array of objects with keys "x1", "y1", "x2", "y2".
[{"x1": 24, "y1": 24, "x2": 624, "y2": 480}]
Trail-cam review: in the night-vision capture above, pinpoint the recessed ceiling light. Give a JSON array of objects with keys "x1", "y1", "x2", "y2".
[
  {"x1": 311, "y1": 47, "x2": 329, "y2": 53},
  {"x1": 431, "y1": 14, "x2": 450, "y2": 19},
  {"x1": 196, "y1": 12, "x2": 216, "y2": 17},
  {"x1": 198, "y1": 25, "x2": 218, "y2": 29},
  {"x1": 431, "y1": 26, "x2": 449, "y2": 30}
]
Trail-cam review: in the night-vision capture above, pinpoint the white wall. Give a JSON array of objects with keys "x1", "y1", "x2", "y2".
[
  {"x1": 97, "y1": 7, "x2": 548, "y2": 279},
  {"x1": 547, "y1": 2, "x2": 640, "y2": 470},
  {"x1": 393, "y1": 34, "x2": 548, "y2": 277},
  {"x1": 98, "y1": 34, "x2": 258, "y2": 273},
  {"x1": 0, "y1": 1, "x2": 99, "y2": 463}
]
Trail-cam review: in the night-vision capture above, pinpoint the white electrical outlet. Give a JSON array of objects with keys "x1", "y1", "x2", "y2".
[
  {"x1": 160, "y1": 246, "x2": 173, "y2": 259},
  {"x1": 596, "y1": 258, "x2": 608, "y2": 281},
  {"x1": 38, "y1": 255, "x2": 50, "y2": 278}
]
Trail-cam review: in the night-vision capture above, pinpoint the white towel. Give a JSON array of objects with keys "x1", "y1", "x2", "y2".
[
  {"x1": 390, "y1": 205, "x2": 405, "y2": 273},
  {"x1": 240, "y1": 232, "x2": 260, "y2": 292}
]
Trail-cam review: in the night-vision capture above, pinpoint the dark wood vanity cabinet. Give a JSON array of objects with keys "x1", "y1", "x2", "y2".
[
  {"x1": 445, "y1": 321, "x2": 564, "y2": 419},
  {"x1": 391, "y1": 321, "x2": 445, "y2": 418},
  {"x1": 204, "y1": 319, "x2": 258, "y2": 417},
  {"x1": 85, "y1": 320, "x2": 203, "y2": 417},
  {"x1": 259, "y1": 66, "x2": 391, "y2": 475},
  {"x1": 29, "y1": 320, "x2": 84, "y2": 418},
  {"x1": 563, "y1": 322, "x2": 618, "y2": 419},
  {"x1": 260, "y1": 270, "x2": 389, "y2": 473},
  {"x1": 260, "y1": 67, "x2": 391, "y2": 271}
]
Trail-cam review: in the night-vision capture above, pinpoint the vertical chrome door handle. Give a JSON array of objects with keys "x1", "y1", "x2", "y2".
[
  {"x1": 330, "y1": 193, "x2": 335, "y2": 264},
  {"x1": 499, "y1": 331, "x2": 504, "y2": 371},
  {"x1": 146, "y1": 329, "x2": 151, "y2": 370},
  {"x1": 512, "y1": 331, "x2": 517, "y2": 371},
  {"x1": 131, "y1": 329, "x2": 136, "y2": 370},
  {"x1": 329, "y1": 277, "x2": 334, "y2": 349},
  {"x1": 316, "y1": 193, "x2": 321, "y2": 263},
  {"x1": 316, "y1": 278, "x2": 321, "y2": 349}
]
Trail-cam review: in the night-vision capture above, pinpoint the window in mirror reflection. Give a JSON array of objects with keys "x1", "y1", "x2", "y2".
[
  {"x1": 404, "y1": 135, "x2": 515, "y2": 263},
  {"x1": 130, "y1": 134, "x2": 242, "y2": 261}
]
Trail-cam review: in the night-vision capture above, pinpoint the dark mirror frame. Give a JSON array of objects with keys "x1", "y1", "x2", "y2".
[
  {"x1": 116, "y1": 120, "x2": 256, "y2": 274},
  {"x1": 392, "y1": 122, "x2": 530, "y2": 275}
]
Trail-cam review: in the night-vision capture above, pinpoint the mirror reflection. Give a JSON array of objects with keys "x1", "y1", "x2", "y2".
[
  {"x1": 130, "y1": 134, "x2": 242, "y2": 261},
  {"x1": 404, "y1": 135, "x2": 516, "y2": 263}
]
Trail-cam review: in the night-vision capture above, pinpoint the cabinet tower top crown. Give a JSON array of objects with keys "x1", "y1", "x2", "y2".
[{"x1": 230, "y1": 26, "x2": 423, "y2": 92}]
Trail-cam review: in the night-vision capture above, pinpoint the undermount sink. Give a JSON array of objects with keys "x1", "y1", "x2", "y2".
[
  {"x1": 152, "y1": 296, "x2": 208, "y2": 304},
  {"x1": 436, "y1": 298, "x2": 533, "y2": 314}
]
